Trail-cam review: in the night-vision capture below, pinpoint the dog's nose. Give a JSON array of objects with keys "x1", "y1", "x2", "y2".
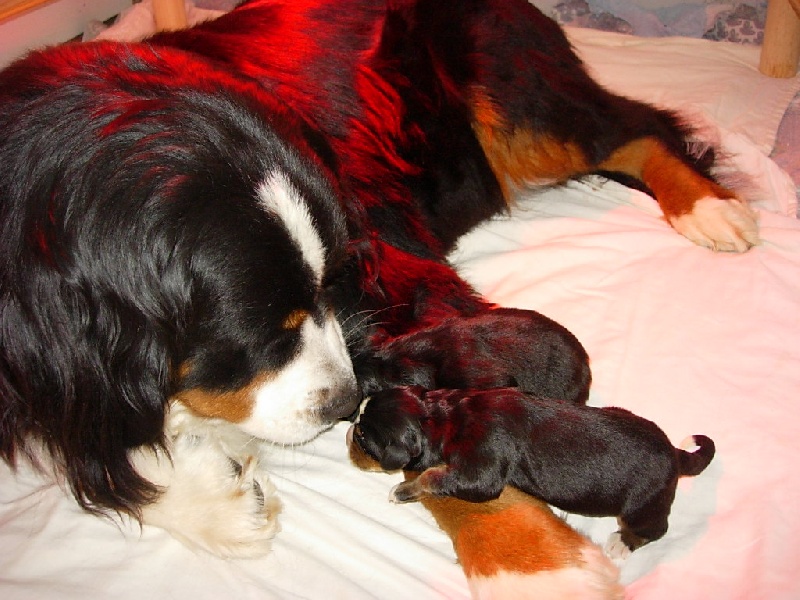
[{"x1": 317, "y1": 378, "x2": 361, "y2": 423}]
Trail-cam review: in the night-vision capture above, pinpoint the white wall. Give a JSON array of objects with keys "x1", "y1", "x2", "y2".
[{"x1": 0, "y1": 0, "x2": 132, "y2": 68}]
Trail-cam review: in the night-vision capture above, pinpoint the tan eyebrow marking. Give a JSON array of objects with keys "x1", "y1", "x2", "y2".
[{"x1": 282, "y1": 309, "x2": 310, "y2": 331}]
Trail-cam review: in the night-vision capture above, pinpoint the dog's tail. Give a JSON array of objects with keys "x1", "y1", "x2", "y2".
[{"x1": 677, "y1": 435, "x2": 716, "y2": 477}]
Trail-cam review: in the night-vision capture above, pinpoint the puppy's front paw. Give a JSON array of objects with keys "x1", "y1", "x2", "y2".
[
  {"x1": 390, "y1": 480, "x2": 425, "y2": 503},
  {"x1": 137, "y1": 425, "x2": 281, "y2": 559},
  {"x1": 669, "y1": 197, "x2": 759, "y2": 252}
]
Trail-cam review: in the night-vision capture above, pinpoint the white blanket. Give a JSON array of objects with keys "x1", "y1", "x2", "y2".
[{"x1": 1, "y1": 6, "x2": 799, "y2": 599}]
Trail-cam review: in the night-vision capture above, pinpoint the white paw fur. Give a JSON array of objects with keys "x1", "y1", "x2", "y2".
[
  {"x1": 670, "y1": 197, "x2": 759, "y2": 252},
  {"x1": 603, "y1": 531, "x2": 632, "y2": 562},
  {"x1": 134, "y1": 403, "x2": 281, "y2": 558}
]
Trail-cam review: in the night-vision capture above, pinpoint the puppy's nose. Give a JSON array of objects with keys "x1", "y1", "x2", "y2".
[{"x1": 317, "y1": 379, "x2": 361, "y2": 423}]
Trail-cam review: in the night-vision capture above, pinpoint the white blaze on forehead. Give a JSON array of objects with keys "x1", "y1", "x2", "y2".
[{"x1": 257, "y1": 171, "x2": 326, "y2": 283}]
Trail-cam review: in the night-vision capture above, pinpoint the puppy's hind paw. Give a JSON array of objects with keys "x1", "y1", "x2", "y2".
[
  {"x1": 603, "y1": 532, "x2": 632, "y2": 563},
  {"x1": 669, "y1": 197, "x2": 759, "y2": 252}
]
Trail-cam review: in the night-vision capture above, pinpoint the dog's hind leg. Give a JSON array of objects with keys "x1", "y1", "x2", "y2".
[
  {"x1": 596, "y1": 136, "x2": 759, "y2": 252},
  {"x1": 470, "y1": 86, "x2": 758, "y2": 252},
  {"x1": 605, "y1": 487, "x2": 675, "y2": 558},
  {"x1": 605, "y1": 513, "x2": 670, "y2": 561},
  {"x1": 455, "y1": 0, "x2": 758, "y2": 251}
]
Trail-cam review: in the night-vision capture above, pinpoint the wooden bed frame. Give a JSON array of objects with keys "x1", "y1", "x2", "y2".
[
  {"x1": 761, "y1": 0, "x2": 800, "y2": 77},
  {"x1": 1, "y1": 0, "x2": 798, "y2": 77},
  {"x1": 0, "y1": 0, "x2": 186, "y2": 31}
]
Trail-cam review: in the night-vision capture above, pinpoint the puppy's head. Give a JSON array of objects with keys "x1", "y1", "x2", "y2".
[{"x1": 347, "y1": 386, "x2": 426, "y2": 472}]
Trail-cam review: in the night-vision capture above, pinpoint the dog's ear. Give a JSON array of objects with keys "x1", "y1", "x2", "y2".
[{"x1": 0, "y1": 284, "x2": 173, "y2": 517}]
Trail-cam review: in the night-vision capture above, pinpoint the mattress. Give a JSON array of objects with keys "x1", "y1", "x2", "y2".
[{"x1": 1, "y1": 4, "x2": 799, "y2": 599}]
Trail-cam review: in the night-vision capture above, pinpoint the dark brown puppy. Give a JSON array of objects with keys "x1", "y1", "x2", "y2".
[{"x1": 349, "y1": 385, "x2": 715, "y2": 553}]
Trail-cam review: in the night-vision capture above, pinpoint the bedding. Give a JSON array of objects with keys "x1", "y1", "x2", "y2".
[{"x1": 1, "y1": 2, "x2": 800, "y2": 599}]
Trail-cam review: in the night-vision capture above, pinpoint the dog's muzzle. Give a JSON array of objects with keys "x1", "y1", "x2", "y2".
[{"x1": 316, "y1": 376, "x2": 361, "y2": 423}]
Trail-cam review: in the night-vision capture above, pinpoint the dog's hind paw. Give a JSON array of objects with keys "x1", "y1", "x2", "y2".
[{"x1": 669, "y1": 196, "x2": 759, "y2": 252}]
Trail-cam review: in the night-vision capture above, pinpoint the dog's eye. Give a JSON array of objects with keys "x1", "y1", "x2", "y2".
[{"x1": 282, "y1": 309, "x2": 309, "y2": 331}]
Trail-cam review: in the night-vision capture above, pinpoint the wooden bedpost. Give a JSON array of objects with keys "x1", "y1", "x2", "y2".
[
  {"x1": 152, "y1": 0, "x2": 188, "y2": 32},
  {"x1": 759, "y1": 0, "x2": 800, "y2": 77}
]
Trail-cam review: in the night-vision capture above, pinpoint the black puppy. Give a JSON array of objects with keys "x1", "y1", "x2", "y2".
[{"x1": 349, "y1": 386, "x2": 715, "y2": 553}]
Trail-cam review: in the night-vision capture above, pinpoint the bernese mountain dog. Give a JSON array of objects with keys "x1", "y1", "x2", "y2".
[
  {"x1": 348, "y1": 385, "x2": 716, "y2": 557},
  {"x1": 0, "y1": 0, "x2": 752, "y2": 590}
]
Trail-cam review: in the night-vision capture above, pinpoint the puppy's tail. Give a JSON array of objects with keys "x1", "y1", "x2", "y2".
[{"x1": 677, "y1": 435, "x2": 716, "y2": 477}]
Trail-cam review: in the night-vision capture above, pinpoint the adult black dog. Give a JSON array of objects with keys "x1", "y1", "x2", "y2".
[{"x1": 1, "y1": 0, "x2": 752, "y2": 571}]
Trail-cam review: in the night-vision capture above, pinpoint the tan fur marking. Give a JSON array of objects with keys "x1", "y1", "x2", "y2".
[
  {"x1": 419, "y1": 484, "x2": 586, "y2": 576},
  {"x1": 470, "y1": 88, "x2": 590, "y2": 199},
  {"x1": 282, "y1": 309, "x2": 309, "y2": 331},
  {"x1": 349, "y1": 443, "x2": 593, "y2": 578},
  {"x1": 347, "y1": 426, "x2": 385, "y2": 472},
  {"x1": 599, "y1": 137, "x2": 736, "y2": 218},
  {"x1": 173, "y1": 373, "x2": 273, "y2": 424}
]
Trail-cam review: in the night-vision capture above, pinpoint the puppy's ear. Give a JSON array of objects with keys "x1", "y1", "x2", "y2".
[
  {"x1": 399, "y1": 417, "x2": 423, "y2": 459},
  {"x1": 380, "y1": 441, "x2": 415, "y2": 471},
  {"x1": 378, "y1": 414, "x2": 423, "y2": 470}
]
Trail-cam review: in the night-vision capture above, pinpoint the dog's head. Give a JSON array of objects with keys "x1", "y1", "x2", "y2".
[
  {"x1": 170, "y1": 160, "x2": 361, "y2": 444},
  {"x1": 0, "y1": 42, "x2": 361, "y2": 513},
  {"x1": 170, "y1": 146, "x2": 359, "y2": 444},
  {"x1": 347, "y1": 386, "x2": 427, "y2": 472}
]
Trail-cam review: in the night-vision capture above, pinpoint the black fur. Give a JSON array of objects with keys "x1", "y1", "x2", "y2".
[
  {"x1": 0, "y1": 42, "x2": 357, "y2": 515},
  {"x1": 1, "y1": 0, "x2": 738, "y2": 522}
]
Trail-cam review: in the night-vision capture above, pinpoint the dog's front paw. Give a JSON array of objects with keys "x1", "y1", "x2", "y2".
[
  {"x1": 136, "y1": 421, "x2": 281, "y2": 559},
  {"x1": 669, "y1": 197, "x2": 759, "y2": 252}
]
